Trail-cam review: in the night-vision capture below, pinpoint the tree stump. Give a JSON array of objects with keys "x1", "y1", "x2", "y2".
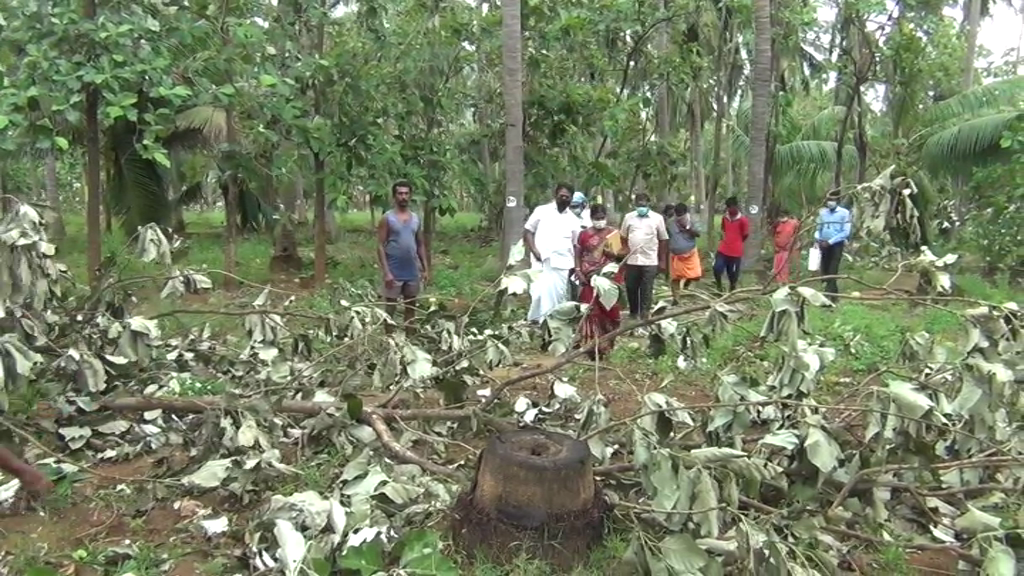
[
  {"x1": 450, "y1": 429, "x2": 608, "y2": 571},
  {"x1": 269, "y1": 224, "x2": 303, "y2": 273}
]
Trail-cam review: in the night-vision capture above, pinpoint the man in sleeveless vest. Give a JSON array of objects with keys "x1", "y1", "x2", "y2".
[{"x1": 376, "y1": 180, "x2": 430, "y2": 335}]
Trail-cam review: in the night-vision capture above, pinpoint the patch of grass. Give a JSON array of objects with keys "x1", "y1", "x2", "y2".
[
  {"x1": 467, "y1": 533, "x2": 631, "y2": 576},
  {"x1": 599, "y1": 267, "x2": 1017, "y2": 405},
  {"x1": 874, "y1": 544, "x2": 912, "y2": 575},
  {"x1": 57, "y1": 210, "x2": 495, "y2": 303}
]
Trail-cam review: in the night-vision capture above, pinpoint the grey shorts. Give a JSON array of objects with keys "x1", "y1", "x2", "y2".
[{"x1": 382, "y1": 280, "x2": 421, "y2": 300}]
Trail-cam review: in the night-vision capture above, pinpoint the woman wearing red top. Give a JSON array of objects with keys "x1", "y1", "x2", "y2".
[
  {"x1": 573, "y1": 204, "x2": 623, "y2": 358},
  {"x1": 713, "y1": 197, "x2": 749, "y2": 292},
  {"x1": 771, "y1": 209, "x2": 800, "y2": 284}
]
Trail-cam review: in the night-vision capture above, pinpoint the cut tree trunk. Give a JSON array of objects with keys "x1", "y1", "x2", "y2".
[{"x1": 450, "y1": 429, "x2": 608, "y2": 570}]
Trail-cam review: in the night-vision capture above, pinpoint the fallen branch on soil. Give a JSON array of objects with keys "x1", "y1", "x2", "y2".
[
  {"x1": 737, "y1": 496, "x2": 983, "y2": 565},
  {"x1": 100, "y1": 396, "x2": 476, "y2": 422},
  {"x1": 364, "y1": 413, "x2": 463, "y2": 480},
  {"x1": 826, "y1": 455, "x2": 1021, "y2": 517},
  {"x1": 480, "y1": 287, "x2": 764, "y2": 410}
]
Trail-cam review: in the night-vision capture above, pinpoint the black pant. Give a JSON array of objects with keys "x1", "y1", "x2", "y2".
[
  {"x1": 624, "y1": 264, "x2": 658, "y2": 319},
  {"x1": 713, "y1": 251, "x2": 742, "y2": 291},
  {"x1": 820, "y1": 241, "x2": 844, "y2": 300}
]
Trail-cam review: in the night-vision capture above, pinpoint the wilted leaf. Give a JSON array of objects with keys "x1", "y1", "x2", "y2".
[
  {"x1": 795, "y1": 286, "x2": 833, "y2": 307},
  {"x1": 182, "y1": 458, "x2": 234, "y2": 489},
  {"x1": 273, "y1": 519, "x2": 306, "y2": 576},
  {"x1": 759, "y1": 430, "x2": 801, "y2": 451},
  {"x1": 590, "y1": 276, "x2": 620, "y2": 310},
  {"x1": 803, "y1": 424, "x2": 841, "y2": 474},
  {"x1": 983, "y1": 541, "x2": 1016, "y2": 576},
  {"x1": 954, "y1": 506, "x2": 1003, "y2": 535},
  {"x1": 660, "y1": 533, "x2": 710, "y2": 573},
  {"x1": 886, "y1": 379, "x2": 935, "y2": 419}
]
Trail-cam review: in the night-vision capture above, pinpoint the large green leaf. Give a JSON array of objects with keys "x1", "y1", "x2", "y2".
[
  {"x1": 920, "y1": 111, "x2": 1024, "y2": 171},
  {"x1": 106, "y1": 119, "x2": 170, "y2": 233},
  {"x1": 919, "y1": 76, "x2": 1024, "y2": 128}
]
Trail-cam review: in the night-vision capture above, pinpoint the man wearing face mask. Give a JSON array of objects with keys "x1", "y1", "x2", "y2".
[
  {"x1": 713, "y1": 196, "x2": 749, "y2": 293},
  {"x1": 524, "y1": 184, "x2": 582, "y2": 322},
  {"x1": 814, "y1": 189, "x2": 852, "y2": 303},
  {"x1": 620, "y1": 193, "x2": 669, "y2": 321},
  {"x1": 570, "y1": 191, "x2": 592, "y2": 229}
]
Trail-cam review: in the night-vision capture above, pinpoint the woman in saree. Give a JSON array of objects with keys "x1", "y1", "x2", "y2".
[{"x1": 573, "y1": 204, "x2": 623, "y2": 358}]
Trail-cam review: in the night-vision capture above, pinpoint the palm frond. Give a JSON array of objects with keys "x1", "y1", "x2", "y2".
[
  {"x1": 176, "y1": 105, "x2": 229, "y2": 145},
  {"x1": 919, "y1": 76, "x2": 1024, "y2": 129},
  {"x1": 106, "y1": 120, "x2": 170, "y2": 233},
  {"x1": 920, "y1": 111, "x2": 1023, "y2": 172},
  {"x1": 773, "y1": 140, "x2": 859, "y2": 175},
  {"x1": 798, "y1": 105, "x2": 849, "y2": 140}
]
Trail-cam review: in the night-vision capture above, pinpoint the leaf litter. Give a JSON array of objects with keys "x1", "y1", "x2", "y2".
[{"x1": 0, "y1": 182, "x2": 1020, "y2": 575}]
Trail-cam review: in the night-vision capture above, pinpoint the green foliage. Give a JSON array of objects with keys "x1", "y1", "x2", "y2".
[{"x1": 961, "y1": 121, "x2": 1024, "y2": 274}]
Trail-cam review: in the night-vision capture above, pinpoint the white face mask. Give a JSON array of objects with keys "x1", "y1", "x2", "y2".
[
  {"x1": 593, "y1": 219, "x2": 607, "y2": 229},
  {"x1": 825, "y1": 201, "x2": 838, "y2": 210}
]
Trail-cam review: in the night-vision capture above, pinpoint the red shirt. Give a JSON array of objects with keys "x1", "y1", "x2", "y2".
[
  {"x1": 773, "y1": 218, "x2": 799, "y2": 252},
  {"x1": 717, "y1": 214, "x2": 749, "y2": 257}
]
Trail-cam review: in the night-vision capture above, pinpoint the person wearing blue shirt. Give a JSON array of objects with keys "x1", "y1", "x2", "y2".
[{"x1": 814, "y1": 189, "x2": 852, "y2": 303}]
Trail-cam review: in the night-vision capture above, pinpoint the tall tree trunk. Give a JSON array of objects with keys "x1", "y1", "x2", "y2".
[
  {"x1": 745, "y1": 0, "x2": 772, "y2": 272},
  {"x1": 44, "y1": 150, "x2": 66, "y2": 240},
  {"x1": 223, "y1": 109, "x2": 240, "y2": 291},
  {"x1": 962, "y1": 0, "x2": 981, "y2": 90},
  {"x1": 478, "y1": 0, "x2": 497, "y2": 232},
  {"x1": 312, "y1": 0, "x2": 328, "y2": 286},
  {"x1": 82, "y1": 0, "x2": 102, "y2": 287},
  {"x1": 499, "y1": 0, "x2": 525, "y2": 264},
  {"x1": 689, "y1": 93, "x2": 706, "y2": 213},
  {"x1": 655, "y1": 0, "x2": 672, "y2": 205},
  {"x1": 705, "y1": 14, "x2": 733, "y2": 250},
  {"x1": 854, "y1": 90, "x2": 869, "y2": 182}
]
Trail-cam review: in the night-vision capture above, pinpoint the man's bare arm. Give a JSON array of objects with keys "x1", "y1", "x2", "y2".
[
  {"x1": 376, "y1": 218, "x2": 392, "y2": 279},
  {"x1": 415, "y1": 227, "x2": 429, "y2": 274}
]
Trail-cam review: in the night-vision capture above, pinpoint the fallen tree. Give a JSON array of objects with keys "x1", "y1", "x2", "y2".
[{"x1": 0, "y1": 204, "x2": 1022, "y2": 574}]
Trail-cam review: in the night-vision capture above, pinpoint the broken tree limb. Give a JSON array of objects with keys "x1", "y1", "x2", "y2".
[
  {"x1": 737, "y1": 497, "x2": 982, "y2": 566},
  {"x1": 99, "y1": 396, "x2": 475, "y2": 422},
  {"x1": 99, "y1": 396, "x2": 470, "y2": 480},
  {"x1": 364, "y1": 413, "x2": 463, "y2": 480},
  {"x1": 479, "y1": 289, "x2": 762, "y2": 410}
]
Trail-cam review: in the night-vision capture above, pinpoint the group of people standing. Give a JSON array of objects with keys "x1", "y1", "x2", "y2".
[{"x1": 522, "y1": 185, "x2": 855, "y2": 356}]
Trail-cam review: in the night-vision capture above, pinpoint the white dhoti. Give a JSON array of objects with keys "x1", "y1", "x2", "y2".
[{"x1": 527, "y1": 260, "x2": 571, "y2": 322}]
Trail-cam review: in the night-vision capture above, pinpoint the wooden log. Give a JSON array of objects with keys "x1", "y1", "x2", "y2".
[{"x1": 450, "y1": 429, "x2": 608, "y2": 571}]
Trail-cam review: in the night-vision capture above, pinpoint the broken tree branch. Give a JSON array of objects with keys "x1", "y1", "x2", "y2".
[
  {"x1": 100, "y1": 396, "x2": 475, "y2": 423},
  {"x1": 364, "y1": 413, "x2": 463, "y2": 480},
  {"x1": 737, "y1": 496, "x2": 982, "y2": 565}
]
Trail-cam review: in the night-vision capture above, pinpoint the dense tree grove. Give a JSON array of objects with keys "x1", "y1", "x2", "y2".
[{"x1": 0, "y1": 0, "x2": 1021, "y2": 275}]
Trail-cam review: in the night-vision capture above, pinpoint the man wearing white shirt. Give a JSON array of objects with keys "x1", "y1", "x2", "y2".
[
  {"x1": 523, "y1": 184, "x2": 581, "y2": 322},
  {"x1": 620, "y1": 192, "x2": 668, "y2": 320}
]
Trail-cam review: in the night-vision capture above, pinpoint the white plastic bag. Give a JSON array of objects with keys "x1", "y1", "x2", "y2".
[{"x1": 807, "y1": 245, "x2": 821, "y2": 272}]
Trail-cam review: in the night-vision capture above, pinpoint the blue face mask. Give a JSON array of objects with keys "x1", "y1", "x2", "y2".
[{"x1": 636, "y1": 206, "x2": 650, "y2": 217}]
